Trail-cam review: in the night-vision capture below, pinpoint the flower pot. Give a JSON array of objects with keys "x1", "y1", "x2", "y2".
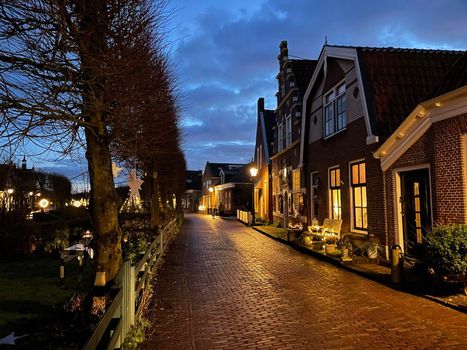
[
  {"x1": 367, "y1": 247, "x2": 378, "y2": 259},
  {"x1": 325, "y1": 244, "x2": 336, "y2": 254}
]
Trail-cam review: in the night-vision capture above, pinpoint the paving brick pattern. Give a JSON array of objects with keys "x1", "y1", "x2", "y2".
[{"x1": 144, "y1": 214, "x2": 467, "y2": 350}]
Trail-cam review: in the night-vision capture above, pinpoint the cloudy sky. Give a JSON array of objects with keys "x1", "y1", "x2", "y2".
[
  {"x1": 169, "y1": 0, "x2": 467, "y2": 171},
  {"x1": 12, "y1": 0, "x2": 467, "y2": 189}
]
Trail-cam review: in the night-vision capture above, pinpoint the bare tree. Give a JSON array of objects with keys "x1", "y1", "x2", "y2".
[{"x1": 0, "y1": 0, "x2": 169, "y2": 283}]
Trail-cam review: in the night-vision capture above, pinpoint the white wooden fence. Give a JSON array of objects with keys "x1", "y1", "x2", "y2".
[
  {"x1": 237, "y1": 210, "x2": 252, "y2": 225},
  {"x1": 83, "y1": 219, "x2": 178, "y2": 350}
]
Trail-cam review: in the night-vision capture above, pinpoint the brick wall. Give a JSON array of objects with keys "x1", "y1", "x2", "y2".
[
  {"x1": 305, "y1": 117, "x2": 387, "y2": 244},
  {"x1": 385, "y1": 113, "x2": 467, "y2": 246}
]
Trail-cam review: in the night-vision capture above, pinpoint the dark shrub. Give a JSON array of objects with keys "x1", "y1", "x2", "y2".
[{"x1": 425, "y1": 224, "x2": 467, "y2": 277}]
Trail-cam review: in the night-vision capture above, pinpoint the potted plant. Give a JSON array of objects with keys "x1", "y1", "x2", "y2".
[
  {"x1": 337, "y1": 235, "x2": 353, "y2": 262},
  {"x1": 366, "y1": 234, "x2": 379, "y2": 259},
  {"x1": 324, "y1": 238, "x2": 337, "y2": 254},
  {"x1": 425, "y1": 224, "x2": 467, "y2": 295}
]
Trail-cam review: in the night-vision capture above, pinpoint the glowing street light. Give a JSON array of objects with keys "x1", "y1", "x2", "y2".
[
  {"x1": 208, "y1": 187, "x2": 214, "y2": 193},
  {"x1": 38, "y1": 198, "x2": 49, "y2": 212},
  {"x1": 249, "y1": 166, "x2": 258, "y2": 225},
  {"x1": 6, "y1": 188, "x2": 14, "y2": 194}
]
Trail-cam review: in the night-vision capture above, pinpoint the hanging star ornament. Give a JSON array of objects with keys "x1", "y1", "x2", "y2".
[
  {"x1": 128, "y1": 170, "x2": 143, "y2": 198},
  {"x1": 0, "y1": 332, "x2": 29, "y2": 345},
  {"x1": 112, "y1": 162, "x2": 123, "y2": 178}
]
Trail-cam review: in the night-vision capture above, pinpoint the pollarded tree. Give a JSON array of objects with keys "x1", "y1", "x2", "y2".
[{"x1": 0, "y1": 0, "x2": 167, "y2": 283}]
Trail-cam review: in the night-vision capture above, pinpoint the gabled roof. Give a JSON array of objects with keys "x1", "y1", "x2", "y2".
[
  {"x1": 356, "y1": 46, "x2": 465, "y2": 138},
  {"x1": 204, "y1": 162, "x2": 245, "y2": 178},
  {"x1": 290, "y1": 59, "x2": 318, "y2": 93},
  {"x1": 429, "y1": 51, "x2": 467, "y2": 98}
]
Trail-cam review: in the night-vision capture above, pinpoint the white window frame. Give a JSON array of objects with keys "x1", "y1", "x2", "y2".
[
  {"x1": 349, "y1": 159, "x2": 368, "y2": 234},
  {"x1": 278, "y1": 123, "x2": 283, "y2": 152},
  {"x1": 324, "y1": 80, "x2": 346, "y2": 138},
  {"x1": 328, "y1": 165, "x2": 341, "y2": 221}
]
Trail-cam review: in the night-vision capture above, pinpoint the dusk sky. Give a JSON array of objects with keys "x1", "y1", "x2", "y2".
[{"x1": 13, "y1": 0, "x2": 467, "y2": 188}]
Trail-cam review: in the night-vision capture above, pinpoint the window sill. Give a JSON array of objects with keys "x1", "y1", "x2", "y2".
[
  {"x1": 348, "y1": 229, "x2": 368, "y2": 237},
  {"x1": 323, "y1": 127, "x2": 347, "y2": 140}
]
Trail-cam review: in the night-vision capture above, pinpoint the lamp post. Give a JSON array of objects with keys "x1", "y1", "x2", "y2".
[
  {"x1": 208, "y1": 186, "x2": 214, "y2": 216},
  {"x1": 249, "y1": 166, "x2": 258, "y2": 225}
]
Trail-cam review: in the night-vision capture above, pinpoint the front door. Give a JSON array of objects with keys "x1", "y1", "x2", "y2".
[{"x1": 400, "y1": 169, "x2": 432, "y2": 257}]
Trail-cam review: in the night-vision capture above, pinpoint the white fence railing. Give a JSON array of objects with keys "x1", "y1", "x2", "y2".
[
  {"x1": 83, "y1": 218, "x2": 178, "y2": 350},
  {"x1": 237, "y1": 210, "x2": 252, "y2": 225}
]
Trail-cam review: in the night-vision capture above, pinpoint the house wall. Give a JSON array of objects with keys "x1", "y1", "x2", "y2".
[
  {"x1": 304, "y1": 57, "x2": 387, "y2": 247},
  {"x1": 384, "y1": 114, "x2": 467, "y2": 247}
]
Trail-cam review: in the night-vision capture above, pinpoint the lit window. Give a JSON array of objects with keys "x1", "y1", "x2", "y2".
[
  {"x1": 350, "y1": 161, "x2": 367, "y2": 231},
  {"x1": 329, "y1": 168, "x2": 341, "y2": 220},
  {"x1": 324, "y1": 82, "x2": 346, "y2": 137},
  {"x1": 292, "y1": 169, "x2": 300, "y2": 192}
]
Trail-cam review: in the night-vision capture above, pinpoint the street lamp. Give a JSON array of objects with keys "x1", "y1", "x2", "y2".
[
  {"x1": 249, "y1": 166, "x2": 258, "y2": 225},
  {"x1": 38, "y1": 198, "x2": 49, "y2": 212},
  {"x1": 208, "y1": 187, "x2": 214, "y2": 215}
]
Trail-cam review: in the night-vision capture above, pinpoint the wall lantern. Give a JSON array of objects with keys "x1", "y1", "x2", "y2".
[{"x1": 249, "y1": 167, "x2": 258, "y2": 178}]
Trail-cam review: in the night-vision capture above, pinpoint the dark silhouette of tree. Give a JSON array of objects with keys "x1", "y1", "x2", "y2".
[{"x1": 0, "y1": 0, "x2": 171, "y2": 283}]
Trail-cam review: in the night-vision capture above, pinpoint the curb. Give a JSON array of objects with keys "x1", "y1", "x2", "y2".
[{"x1": 250, "y1": 223, "x2": 466, "y2": 315}]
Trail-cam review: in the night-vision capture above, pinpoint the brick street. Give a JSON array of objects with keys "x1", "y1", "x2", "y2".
[{"x1": 144, "y1": 214, "x2": 467, "y2": 350}]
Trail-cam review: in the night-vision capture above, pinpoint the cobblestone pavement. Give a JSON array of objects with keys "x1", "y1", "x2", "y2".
[{"x1": 144, "y1": 214, "x2": 467, "y2": 350}]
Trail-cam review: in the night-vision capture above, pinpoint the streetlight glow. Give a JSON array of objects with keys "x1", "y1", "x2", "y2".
[
  {"x1": 209, "y1": 187, "x2": 214, "y2": 193},
  {"x1": 38, "y1": 198, "x2": 49, "y2": 209},
  {"x1": 249, "y1": 167, "x2": 258, "y2": 178},
  {"x1": 7, "y1": 188, "x2": 14, "y2": 194}
]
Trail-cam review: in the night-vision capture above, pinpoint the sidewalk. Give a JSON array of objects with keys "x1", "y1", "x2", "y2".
[{"x1": 250, "y1": 223, "x2": 467, "y2": 314}]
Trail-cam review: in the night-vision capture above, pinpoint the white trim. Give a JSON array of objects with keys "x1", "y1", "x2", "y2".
[
  {"x1": 375, "y1": 87, "x2": 467, "y2": 171},
  {"x1": 310, "y1": 171, "x2": 319, "y2": 219},
  {"x1": 299, "y1": 45, "x2": 375, "y2": 168},
  {"x1": 348, "y1": 158, "x2": 368, "y2": 234},
  {"x1": 214, "y1": 182, "x2": 251, "y2": 190},
  {"x1": 393, "y1": 164, "x2": 433, "y2": 254}
]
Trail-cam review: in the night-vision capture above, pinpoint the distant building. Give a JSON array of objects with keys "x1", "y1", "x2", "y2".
[
  {"x1": 200, "y1": 162, "x2": 252, "y2": 215},
  {"x1": 182, "y1": 170, "x2": 202, "y2": 212},
  {"x1": 253, "y1": 98, "x2": 275, "y2": 223}
]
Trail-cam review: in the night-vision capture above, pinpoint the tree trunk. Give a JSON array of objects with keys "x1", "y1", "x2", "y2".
[
  {"x1": 79, "y1": 0, "x2": 122, "y2": 284},
  {"x1": 176, "y1": 193, "x2": 183, "y2": 225},
  {"x1": 85, "y1": 127, "x2": 122, "y2": 284},
  {"x1": 149, "y1": 169, "x2": 160, "y2": 230}
]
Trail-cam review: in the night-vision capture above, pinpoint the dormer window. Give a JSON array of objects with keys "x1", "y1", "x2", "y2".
[{"x1": 324, "y1": 82, "x2": 346, "y2": 138}]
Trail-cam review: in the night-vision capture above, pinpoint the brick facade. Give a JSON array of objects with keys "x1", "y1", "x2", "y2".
[{"x1": 384, "y1": 114, "x2": 467, "y2": 248}]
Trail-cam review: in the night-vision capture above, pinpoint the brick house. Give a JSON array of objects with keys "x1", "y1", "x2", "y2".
[
  {"x1": 200, "y1": 162, "x2": 251, "y2": 215},
  {"x1": 299, "y1": 45, "x2": 465, "y2": 259},
  {"x1": 253, "y1": 98, "x2": 275, "y2": 223},
  {"x1": 374, "y1": 53, "x2": 467, "y2": 257},
  {"x1": 271, "y1": 41, "x2": 317, "y2": 227}
]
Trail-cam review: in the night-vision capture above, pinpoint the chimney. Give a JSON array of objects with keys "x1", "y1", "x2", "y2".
[
  {"x1": 279, "y1": 40, "x2": 288, "y2": 59},
  {"x1": 257, "y1": 97, "x2": 264, "y2": 113}
]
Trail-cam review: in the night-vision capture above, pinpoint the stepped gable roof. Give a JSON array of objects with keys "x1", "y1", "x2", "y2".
[
  {"x1": 290, "y1": 59, "x2": 318, "y2": 94},
  {"x1": 353, "y1": 46, "x2": 465, "y2": 138},
  {"x1": 429, "y1": 51, "x2": 467, "y2": 99}
]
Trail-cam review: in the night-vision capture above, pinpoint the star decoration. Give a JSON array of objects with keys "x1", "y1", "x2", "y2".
[
  {"x1": 128, "y1": 170, "x2": 143, "y2": 199},
  {"x1": 0, "y1": 332, "x2": 29, "y2": 345},
  {"x1": 112, "y1": 162, "x2": 123, "y2": 178}
]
